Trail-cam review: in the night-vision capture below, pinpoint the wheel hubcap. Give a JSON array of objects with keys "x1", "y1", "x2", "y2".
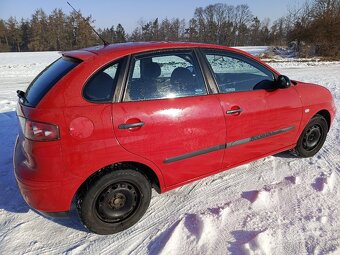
[
  {"x1": 96, "y1": 182, "x2": 139, "y2": 223},
  {"x1": 109, "y1": 193, "x2": 126, "y2": 209},
  {"x1": 302, "y1": 124, "x2": 322, "y2": 151}
]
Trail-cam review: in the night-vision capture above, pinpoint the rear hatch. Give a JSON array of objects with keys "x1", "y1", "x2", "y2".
[
  {"x1": 15, "y1": 56, "x2": 82, "y2": 180},
  {"x1": 16, "y1": 56, "x2": 81, "y2": 141}
]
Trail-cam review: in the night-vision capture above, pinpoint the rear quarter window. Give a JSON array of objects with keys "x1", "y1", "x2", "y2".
[
  {"x1": 24, "y1": 57, "x2": 80, "y2": 107},
  {"x1": 83, "y1": 60, "x2": 122, "y2": 102}
]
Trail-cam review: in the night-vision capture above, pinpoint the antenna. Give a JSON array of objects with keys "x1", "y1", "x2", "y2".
[{"x1": 67, "y1": 1, "x2": 109, "y2": 46}]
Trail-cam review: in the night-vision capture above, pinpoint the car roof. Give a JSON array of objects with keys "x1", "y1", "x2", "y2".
[
  {"x1": 63, "y1": 41, "x2": 238, "y2": 60},
  {"x1": 62, "y1": 41, "x2": 279, "y2": 75}
]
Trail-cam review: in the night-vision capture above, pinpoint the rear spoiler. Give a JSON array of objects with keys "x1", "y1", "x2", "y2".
[{"x1": 62, "y1": 50, "x2": 97, "y2": 61}]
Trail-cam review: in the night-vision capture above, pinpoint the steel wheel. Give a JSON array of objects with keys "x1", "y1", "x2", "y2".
[
  {"x1": 292, "y1": 114, "x2": 328, "y2": 158},
  {"x1": 302, "y1": 124, "x2": 322, "y2": 151},
  {"x1": 77, "y1": 169, "x2": 151, "y2": 235},
  {"x1": 95, "y1": 182, "x2": 140, "y2": 223}
]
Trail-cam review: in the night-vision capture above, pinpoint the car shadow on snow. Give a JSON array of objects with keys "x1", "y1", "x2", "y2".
[
  {"x1": 273, "y1": 151, "x2": 297, "y2": 158},
  {"x1": 0, "y1": 111, "x2": 88, "y2": 232},
  {"x1": 0, "y1": 111, "x2": 29, "y2": 214},
  {"x1": 38, "y1": 203, "x2": 88, "y2": 232}
]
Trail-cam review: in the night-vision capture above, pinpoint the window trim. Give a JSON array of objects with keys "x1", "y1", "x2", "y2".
[
  {"x1": 114, "y1": 55, "x2": 131, "y2": 103},
  {"x1": 195, "y1": 48, "x2": 219, "y2": 94},
  {"x1": 82, "y1": 56, "x2": 128, "y2": 104},
  {"x1": 121, "y1": 49, "x2": 210, "y2": 103},
  {"x1": 199, "y1": 48, "x2": 278, "y2": 94}
]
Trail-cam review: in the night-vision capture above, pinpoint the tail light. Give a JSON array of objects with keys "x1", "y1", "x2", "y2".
[{"x1": 18, "y1": 117, "x2": 60, "y2": 141}]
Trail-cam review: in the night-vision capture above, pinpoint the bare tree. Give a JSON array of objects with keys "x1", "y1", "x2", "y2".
[{"x1": 286, "y1": 0, "x2": 340, "y2": 57}]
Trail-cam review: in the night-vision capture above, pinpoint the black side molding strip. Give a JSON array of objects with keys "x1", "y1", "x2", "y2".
[
  {"x1": 164, "y1": 126, "x2": 295, "y2": 164},
  {"x1": 226, "y1": 126, "x2": 295, "y2": 148},
  {"x1": 164, "y1": 144, "x2": 225, "y2": 164}
]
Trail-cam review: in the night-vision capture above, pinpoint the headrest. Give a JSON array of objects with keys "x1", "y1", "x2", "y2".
[
  {"x1": 170, "y1": 67, "x2": 193, "y2": 85},
  {"x1": 144, "y1": 62, "x2": 161, "y2": 79}
]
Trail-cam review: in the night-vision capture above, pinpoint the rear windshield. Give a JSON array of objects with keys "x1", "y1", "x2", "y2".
[{"x1": 24, "y1": 57, "x2": 80, "y2": 107}]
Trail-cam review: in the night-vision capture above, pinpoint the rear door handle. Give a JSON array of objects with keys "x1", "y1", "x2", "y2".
[
  {"x1": 226, "y1": 109, "x2": 243, "y2": 114},
  {"x1": 118, "y1": 122, "x2": 144, "y2": 129}
]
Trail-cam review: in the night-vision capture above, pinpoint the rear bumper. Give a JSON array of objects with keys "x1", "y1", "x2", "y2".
[
  {"x1": 13, "y1": 136, "x2": 74, "y2": 214},
  {"x1": 14, "y1": 172, "x2": 68, "y2": 213}
]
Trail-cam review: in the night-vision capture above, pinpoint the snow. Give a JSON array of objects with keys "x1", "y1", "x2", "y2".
[
  {"x1": 234, "y1": 46, "x2": 270, "y2": 57},
  {"x1": 0, "y1": 50, "x2": 339, "y2": 255},
  {"x1": 0, "y1": 51, "x2": 60, "y2": 113}
]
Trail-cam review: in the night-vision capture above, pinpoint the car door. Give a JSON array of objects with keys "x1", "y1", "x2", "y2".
[
  {"x1": 112, "y1": 50, "x2": 226, "y2": 187},
  {"x1": 202, "y1": 50, "x2": 302, "y2": 168}
]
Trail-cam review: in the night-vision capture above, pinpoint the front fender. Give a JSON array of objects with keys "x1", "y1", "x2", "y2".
[{"x1": 293, "y1": 82, "x2": 336, "y2": 136}]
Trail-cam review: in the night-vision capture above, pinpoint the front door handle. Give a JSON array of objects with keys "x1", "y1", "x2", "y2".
[
  {"x1": 226, "y1": 108, "x2": 243, "y2": 115},
  {"x1": 118, "y1": 122, "x2": 144, "y2": 129}
]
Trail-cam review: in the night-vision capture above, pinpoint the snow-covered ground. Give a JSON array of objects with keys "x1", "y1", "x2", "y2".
[
  {"x1": 0, "y1": 50, "x2": 339, "y2": 255},
  {"x1": 0, "y1": 51, "x2": 60, "y2": 112},
  {"x1": 233, "y1": 46, "x2": 270, "y2": 57}
]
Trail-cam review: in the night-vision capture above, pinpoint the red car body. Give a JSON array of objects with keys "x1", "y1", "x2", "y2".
[{"x1": 14, "y1": 42, "x2": 336, "y2": 217}]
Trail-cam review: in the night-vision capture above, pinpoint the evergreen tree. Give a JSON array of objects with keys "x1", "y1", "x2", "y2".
[
  {"x1": 0, "y1": 19, "x2": 10, "y2": 51},
  {"x1": 48, "y1": 9, "x2": 68, "y2": 50},
  {"x1": 19, "y1": 19, "x2": 30, "y2": 51},
  {"x1": 115, "y1": 24, "x2": 126, "y2": 42},
  {"x1": 67, "y1": 10, "x2": 98, "y2": 49},
  {"x1": 7, "y1": 17, "x2": 22, "y2": 51},
  {"x1": 29, "y1": 9, "x2": 49, "y2": 51}
]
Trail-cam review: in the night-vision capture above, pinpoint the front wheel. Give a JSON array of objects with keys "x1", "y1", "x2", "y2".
[
  {"x1": 77, "y1": 169, "x2": 151, "y2": 235},
  {"x1": 292, "y1": 114, "x2": 328, "y2": 158}
]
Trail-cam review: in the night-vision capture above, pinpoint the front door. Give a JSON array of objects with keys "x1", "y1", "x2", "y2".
[
  {"x1": 202, "y1": 50, "x2": 302, "y2": 168},
  {"x1": 112, "y1": 50, "x2": 226, "y2": 187}
]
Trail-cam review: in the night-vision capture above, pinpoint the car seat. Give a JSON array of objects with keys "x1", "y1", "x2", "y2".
[{"x1": 129, "y1": 62, "x2": 161, "y2": 100}]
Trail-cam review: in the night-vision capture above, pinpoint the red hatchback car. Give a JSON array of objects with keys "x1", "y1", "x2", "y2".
[{"x1": 14, "y1": 42, "x2": 335, "y2": 234}]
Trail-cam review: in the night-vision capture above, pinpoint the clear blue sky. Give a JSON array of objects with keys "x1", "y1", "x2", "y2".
[{"x1": 0, "y1": 0, "x2": 304, "y2": 33}]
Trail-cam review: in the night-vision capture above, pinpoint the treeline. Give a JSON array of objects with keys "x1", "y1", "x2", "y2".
[
  {"x1": 286, "y1": 0, "x2": 340, "y2": 57},
  {"x1": 130, "y1": 4, "x2": 271, "y2": 46},
  {"x1": 0, "y1": 9, "x2": 103, "y2": 52},
  {"x1": 0, "y1": 0, "x2": 339, "y2": 57}
]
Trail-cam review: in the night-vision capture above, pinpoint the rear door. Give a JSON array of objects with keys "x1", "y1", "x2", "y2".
[
  {"x1": 202, "y1": 50, "x2": 302, "y2": 168},
  {"x1": 112, "y1": 50, "x2": 226, "y2": 187}
]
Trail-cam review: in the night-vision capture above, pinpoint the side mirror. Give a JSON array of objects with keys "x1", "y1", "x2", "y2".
[{"x1": 276, "y1": 75, "x2": 291, "y2": 89}]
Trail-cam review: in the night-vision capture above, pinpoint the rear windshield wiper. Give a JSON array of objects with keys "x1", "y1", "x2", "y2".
[{"x1": 16, "y1": 90, "x2": 29, "y2": 103}]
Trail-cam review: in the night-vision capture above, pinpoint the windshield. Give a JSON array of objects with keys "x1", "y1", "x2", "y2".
[{"x1": 24, "y1": 57, "x2": 80, "y2": 107}]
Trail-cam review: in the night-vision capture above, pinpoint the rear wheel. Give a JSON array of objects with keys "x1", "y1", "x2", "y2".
[
  {"x1": 77, "y1": 169, "x2": 151, "y2": 235},
  {"x1": 292, "y1": 114, "x2": 328, "y2": 157}
]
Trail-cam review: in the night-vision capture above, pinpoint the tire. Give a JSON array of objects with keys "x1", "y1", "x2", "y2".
[
  {"x1": 77, "y1": 169, "x2": 151, "y2": 235},
  {"x1": 292, "y1": 114, "x2": 328, "y2": 158}
]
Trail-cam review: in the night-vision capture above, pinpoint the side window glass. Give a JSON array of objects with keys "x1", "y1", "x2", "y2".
[
  {"x1": 124, "y1": 52, "x2": 207, "y2": 101},
  {"x1": 205, "y1": 53, "x2": 274, "y2": 93},
  {"x1": 83, "y1": 60, "x2": 121, "y2": 102}
]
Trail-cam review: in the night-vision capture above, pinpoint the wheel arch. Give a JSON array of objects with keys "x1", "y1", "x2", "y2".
[
  {"x1": 75, "y1": 161, "x2": 163, "y2": 203},
  {"x1": 295, "y1": 108, "x2": 331, "y2": 146},
  {"x1": 316, "y1": 109, "x2": 331, "y2": 131}
]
